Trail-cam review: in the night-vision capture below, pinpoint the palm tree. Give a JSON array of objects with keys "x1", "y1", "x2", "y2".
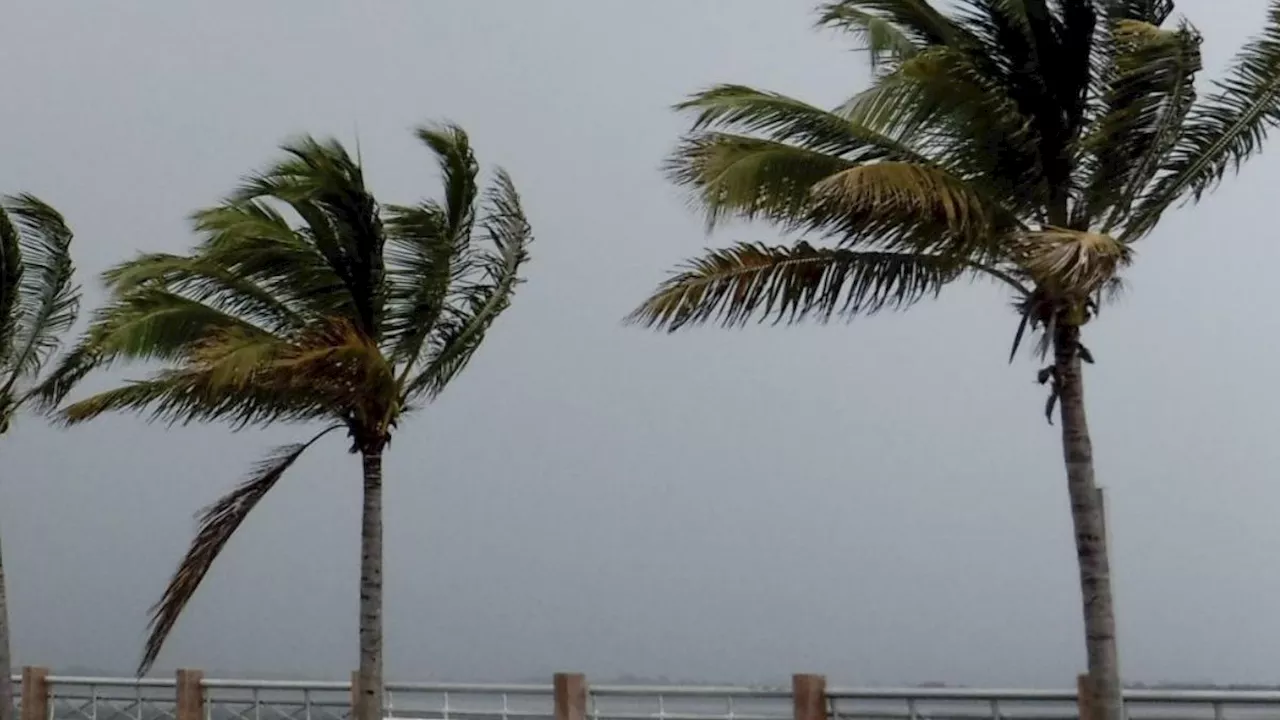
[
  {"x1": 40, "y1": 125, "x2": 532, "y2": 720},
  {"x1": 0, "y1": 195, "x2": 80, "y2": 720},
  {"x1": 629, "y1": 2, "x2": 1280, "y2": 719}
]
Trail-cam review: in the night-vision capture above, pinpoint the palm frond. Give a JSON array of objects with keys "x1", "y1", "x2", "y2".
[
  {"x1": 414, "y1": 123, "x2": 479, "y2": 246},
  {"x1": 667, "y1": 133, "x2": 854, "y2": 229},
  {"x1": 1082, "y1": 18, "x2": 1202, "y2": 229},
  {"x1": 627, "y1": 241, "x2": 972, "y2": 331},
  {"x1": 816, "y1": 0, "x2": 965, "y2": 50},
  {"x1": 403, "y1": 171, "x2": 531, "y2": 401},
  {"x1": 676, "y1": 85, "x2": 932, "y2": 160},
  {"x1": 816, "y1": 2, "x2": 921, "y2": 68},
  {"x1": 0, "y1": 208, "x2": 24, "y2": 374},
  {"x1": 1122, "y1": 0, "x2": 1280, "y2": 240},
  {"x1": 137, "y1": 425, "x2": 340, "y2": 676},
  {"x1": 0, "y1": 194, "x2": 79, "y2": 395},
  {"x1": 809, "y1": 161, "x2": 1019, "y2": 254},
  {"x1": 230, "y1": 136, "x2": 386, "y2": 337},
  {"x1": 190, "y1": 202, "x2": 354, "y2": 322},
  {"x1": 30, "y1": 288, "x2": 282, "y2": 412},
  {"x1": 383, "y1": 124, "x2": 482, "y2": 369},
  {"x1": 1013, "y1": 227, "x2": 1132, "y2": 296},
  {"x1": 843, "y1": 47, "x2": 1045, "y2": 209},
  {"x1": 55, "y1": 324, "x2": 360, "y2": 431}
]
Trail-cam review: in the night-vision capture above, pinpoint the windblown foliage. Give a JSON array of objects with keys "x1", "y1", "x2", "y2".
[
  {"x1": 632, "y1": 0, "x2": 1280, "y2": 358},
  {"x1": 45, "y1": 126, "x2": 532, "y2": 675}
]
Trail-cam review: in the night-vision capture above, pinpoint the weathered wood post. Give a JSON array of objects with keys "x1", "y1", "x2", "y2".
[
  {"x1": 554, "y1": 673, "x2": 587, "y2": 720},
  {"x1": 792, "y1": 674, "x2": 827, "y2": 720},
  {"x1": 1076, "y1": 673, "x2": 1099, "y2": 720},
  {"x1": 350, "y1": 671, "x2": 361, "y2": 719},
  {"x1": 19, "y1": 667, "x2": 47, "y2": 720},
  {"x1": 176, "y1": 669, "x2": 204, "y2": 720}
]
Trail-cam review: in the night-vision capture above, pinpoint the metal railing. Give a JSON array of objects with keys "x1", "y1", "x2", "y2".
[{"x1": 17, "y1": 676, "x2": 1280, "y2": 720}]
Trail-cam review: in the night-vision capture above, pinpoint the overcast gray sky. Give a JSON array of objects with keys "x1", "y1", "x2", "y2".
[{"x1": 2, "y1": 0, "x2": 1278, "y2": 688}]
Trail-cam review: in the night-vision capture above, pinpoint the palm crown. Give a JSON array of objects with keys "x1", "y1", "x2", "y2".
[
  {"x1": 0, "y1": 194, "x2": 79, "y2": 432},
  {"x1": 43, "y1": 125, "x2": 532, "y2": 673},
  {"x1": 631, "y1": 0, "x2": 1280, "y2": 364}
]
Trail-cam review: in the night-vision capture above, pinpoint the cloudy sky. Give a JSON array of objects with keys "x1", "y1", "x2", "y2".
[{"x1": 2, "y1": 0, "x2": 1278, "y2": 688}]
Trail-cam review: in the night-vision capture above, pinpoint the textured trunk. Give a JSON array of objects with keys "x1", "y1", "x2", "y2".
[
  {"x1": 0, "y1": 528, "x2": 12, "y2": 720},
  {"x1": 1054, "y1": 325, "x2": 1122, "y2": 720},
  {"x1": 356, "y1": 450, "x2": 384, "y2": 720}
]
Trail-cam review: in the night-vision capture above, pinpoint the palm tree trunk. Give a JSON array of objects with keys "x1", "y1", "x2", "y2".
[
  {"x1": 0, "y1": 529, "x2": 12, "y2": 720},
  {"x1": 356, "y1": 449, "x2": 384, "y2": 720},
  {"x1": 1053, "y1": 324, "x2": 1122, "y2": 720}
]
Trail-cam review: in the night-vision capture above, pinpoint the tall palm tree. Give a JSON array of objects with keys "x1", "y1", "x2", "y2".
[
  {"x1": 39, "y1": 125, "x2": 532, "y2": 720},
  {"x1": 0, "y1": 195, "x2": 80, "y2": 720},
  {"x1": 629, "y1": 2, "x2": 1280, "y2": 719}
]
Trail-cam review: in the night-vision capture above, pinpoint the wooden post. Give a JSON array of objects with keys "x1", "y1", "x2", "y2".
[
  {"x1": 1076, "y1": 673, "x2": 1097, "y2": 720},
  {"x1": 792, "y1": 674, "x2": 827, "y2": 720},
  {"x1": 175, "y1": 669, "x2": 204, "y2": 720},
  {"x1": 553, "y1": 673, "x2": 587, "y2": 720},
  {"x1": 19, "y1": 667, "x2": 48, "y2": 720},
  {"x1": 350, "y1": 671, "x2": 361, "y2": 719}
]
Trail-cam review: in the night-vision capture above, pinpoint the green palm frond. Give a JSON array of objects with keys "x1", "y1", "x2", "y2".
[
  {"x1": 816, "y1": 0, "x2": 964, "y2": 50},
  {"x1": 230, "y1": 137, "x2": 386, "y2": 337},
  {"x1": 628, "y1": 241, "x2": 977, "y2": 331},
  {"x1": 0, "y1": 208, "x2": 24, "y2": 375},
  {"x1": 667, "y1": 133, "x2": 855, "y2": 228},
  {"x1": 0, "y1": 194, "x2": 79, "y2": 395},
  {"x1": 32, "y1": 287, "x2": 283, "y2": 412},
  {"x1": 809, "y1": 161, "x2": 1019, "y2": 253},
  {"x1": 414, "y1": 124, "x2": 479, "y2": 244},
  {"x1": 404, "y1": 170, "x2": 531, "y2": 401},
  {"x1": 816, "y1": 2, "x2": 920, "y2": 68},
  {"x1": 1082, "y1": 18, "x2": 1202, "y2": 229},
  {"x1": 383, "y1": 124, "x2": 481, "y2": 369},
  {"x1": 676, "y1": 85, "x2": 932, "y2": 160},
  {"x1": 1122, "y1": 0, "x2": 1280, "y2": 240},
  {"x1": 137, "y1": 425, "x2": 341, "y2": 677},
  {"x1": 190, "y1": 203, "x2": 354, "y2": 322}
]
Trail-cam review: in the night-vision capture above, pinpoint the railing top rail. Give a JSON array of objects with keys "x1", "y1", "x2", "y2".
[
  {"x1": 386, "y1": 682, "x2": 553, "y2": 693},
  {"x1": 829, "y1": 687, "x2": 1280, "y2": 704},
  {"x1": 829, "y1": 688, "x2": 1077, "y2": 701},
  {"x1": 200, "y1": 679, "x2": 554, "y2": 693},
  {"x1": 1124, "y1": 689, "x2": 1280, "y2": 704},
  {"x1": 591, "y1": 685, "x2": 792, "y2": 698},
  {"x1": 45, "y1": 676, "x2": 176, "y2": 688}
]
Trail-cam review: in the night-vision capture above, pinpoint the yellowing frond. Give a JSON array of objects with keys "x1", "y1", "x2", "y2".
[
  {"x1": 1014, "y1": 228, "x2": 1132, "y2": 296},
  {"x1": 810, "y1": 162, "x2": 1007, "y2": 249}
]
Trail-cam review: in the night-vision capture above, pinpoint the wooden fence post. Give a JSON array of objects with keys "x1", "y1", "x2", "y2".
[
  {"x1": 1076, "y1": 673, "x2": 1098, "y2": 720},
  {"x1": 792, "y1": 674, "x2": 827, "y2": 720},
  {"x1": 554, "y1": 673, "x2": 587, "y2": 720},
  {"x1": 19, "y1": 667, "x2": 48, "y2": 720},
  {"x1": 176, "y1": 669, "x2": 204, "y2": 720}
]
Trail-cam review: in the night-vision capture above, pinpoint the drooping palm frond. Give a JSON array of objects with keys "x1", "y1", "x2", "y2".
[
  {"x1": 1013, "y1": 227, "x2": 1132, "y2": 297},
  {"x1": 137, "y1": 425, "x2": 341, "y2": 676},
  {"x1": 628, "y1": 241, "x2": 992, "y2": 332},
  {"x1": 0, "y1": 195, "x2": 79, "y2": 396},
  {"x1": 402, "y1": 170, "x2": 531, "y2": 401},
  {"x1": 1122, "y1": 0, "x2": 1280, "y2": 240}
]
